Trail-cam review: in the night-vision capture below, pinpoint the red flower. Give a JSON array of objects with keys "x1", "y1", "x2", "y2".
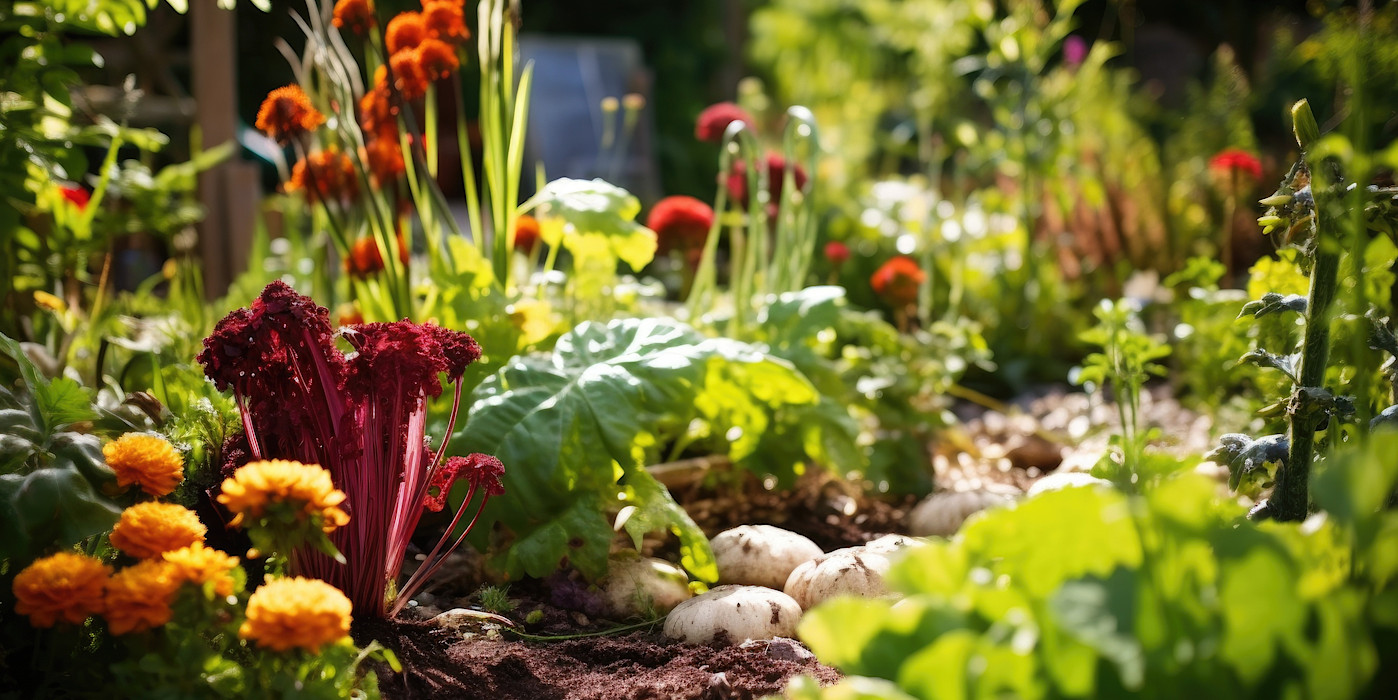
[
  {"x1": 514, "y1": 214, "x2": 541, "y2": 254},
  {"x1": 725, "y1": 153, "x2": 809, "y2": 213},
  {"x1": 423, "y1": 453, "x2": 504, "y2": 512},
  {"x1": 59, "y1": 186, "x2": 90, "y2": 210},
  {"x1": 288, "y1": 147, "x2": 359, "y2": 203},
  {"x1": 389, "y1": 51, "x2": 430, "y2": 101},
  {"x1": 415, "y1": 38, "x2": 459, "y2": 81},
  {"x1": 824, "y1": 241, "x2": 850, "y2": 266},
  {"x1": 362, "y1": 137, "x2": 405, "y2": 186},
  {"x1": 870, "y1": 256, "x2": 925, "y2": 306},
  {"x1": 255, "y1": 85, "x2": 326, "y2": 143},
  {"x1": 422, "y1": 0, "x2": 470, "y2": 44},
  {"x1": 385, "y1": 12, "x2": 427, "y2": 55},
  {"x1": 646, "y1": 196, "x2": 714, "y2": 254},
  {"x1": 332, "y1": 0, "x2": 375, "y2": 35},
  {"x1": 695, "y1": 102, "x2": 753, "y2": 143},
  {"x1": 1209, "y1": 148, "x2": 1262, "y2": 181}
]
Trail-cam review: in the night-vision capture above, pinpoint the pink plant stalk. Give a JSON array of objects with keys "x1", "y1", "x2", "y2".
[{"x1": 198, "y1": 281, "x2": 503, "y2": 617}]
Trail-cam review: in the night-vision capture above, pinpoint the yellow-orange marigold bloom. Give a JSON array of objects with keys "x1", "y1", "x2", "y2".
[
  {"x1": 363, "y1": 137, "x2": 405, "y2": 185},
  {"x1": 163, "y1": 542, "x2": 240, "y2": 597},
  {"x1": 12, "y1": 552, "x2": 110, "y2": 627},
  {"x1": 415, "y1": 38, "x2": 459, "y2": 81},
  {"x1": 255, "y1": 85, "x2": 326, "y2": 142},
  {"x1": 240, "y1": 577, "x2": 352, "y2": 653},
  {"x1": 332, "y1": 0, "x2": 375, "y2": 35},
  {"x1": 109, "y1": 502, "x2": 207, "y2": 559},
  {"x1": 389, "y1": 50, "x2": 430, "y2": 100},
  {"x1": 422, "y1": 1, "x2": 470, "y2": 44},
  {"x1": 288, "y1": 147, "x2": 360, "y2": 203},
  {"x1": 103, "y1": 433, "x2": 185, "y2": 497},
  {"x1": 218, "y1": 460, "x2": 350, "y2": 534},
  {"x1": 359, "y1": 79, "x2": 399, "y2": 141},
  {"x1": 385, "y1": 12, "x2": 427, "y2": 55},
  {"x1": 103, "y1": 560, "x2": 180, "y2": 635}
]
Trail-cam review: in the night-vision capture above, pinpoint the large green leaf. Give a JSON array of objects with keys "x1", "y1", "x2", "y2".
[
  {"x1": 528, "y1": 178, "x2": 657, "y2": 272},
  {"x1": 452, "y1": 317, "x2": 828, "y2": 581},
  {"x1": 5, "y1": 462, "x2": 121, "y2": 561}
]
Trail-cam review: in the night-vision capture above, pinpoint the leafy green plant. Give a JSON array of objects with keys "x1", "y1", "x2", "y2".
[
  {"x1": 452, "y1": 317, "x2": 857, "y2": 582},
  {"x1": 796, "y1": 435, "x2": 1398, "y2": 699}
]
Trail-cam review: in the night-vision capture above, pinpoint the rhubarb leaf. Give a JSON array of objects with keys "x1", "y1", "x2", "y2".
[{"x1": 453, "y1": 317, "x2": 830, "y2": 582}]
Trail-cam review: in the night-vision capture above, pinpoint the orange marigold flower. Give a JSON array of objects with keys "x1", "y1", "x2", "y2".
[
  {"x1": 415, "y1": 38, "x2": 459, "y2": 81},
  {"x1": 385, "y1": 11, "x2": 427, "y2": 55},
  {"x1": 240, "y1": 577, "x2": 352, "y2": 653},
  {"x1": 647, "y1": 195, "x2": 714, "y2": 254},
  {"x1": 870, "y1": 256, "x2": 925, "y2": 306},
  {"x1": 389, "y1": 50, "x2": 430, "y2": 100},
  {"x1": 103, "y1": 433, "x2": 184, "y2": 497},
  {"x1": 360, "y1": 79, "x2": 399, "y2": 141},
  {"x1": 218, "y1": 459, "x2": 350, "y2": 534},
  {"x1": 514, "y1": 214, "x2": 540, "y2": 255},
  {"x1": 422, "y1": 0, "x2": 470, "y2": 43},
  {"x1": 103, "y1": 560, "x2": 180, "y2": 635},
  {"x1": 288, "y1": 146, "x2": 360, "y2": 204},
  {"x1": 163, "y1": 542, "x2": 240, "y2": 597},
  {"x1": 332, "y1": 0, "x2": 375, "y2": 35},
  {"x1": 110, "y1": 502, "x2": 207, "y2": 559},
  {"x1": 346, "y1": 235, "x2": 410, "y2": 278},
  {"x1": 12, "y1": 552, "x2": 109, "y2": 627},
  {"x1": 255, "y1": 85, "x2": 326, "y2": 143},
  {"x1": 363, "y1": 137, "x2": 405, "y2": 185}
]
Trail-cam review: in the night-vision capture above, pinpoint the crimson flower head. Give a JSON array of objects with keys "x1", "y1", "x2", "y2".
[
  {"x1": 647, "y1": 195, "x2": 714, "y2": 254},
  {"x1": 871, "y1": 256, "x2": 925, "y2": 306},
  {"x1": 1209, "y1": 148, "x2": 1263, "y2": 181},
  {"x1": 824, "y1": 241, "x2": 850, "y2": 266},
  {"x1": 514, "y1": 214, "x2": 541, "y2": 254},
  {"x1": 423, "y1": 453, "x2": 504, "y2": 512},
  {"x1": 695, "y1": 102, "x2": 753, "y2": 143},
  {"x1": 726, "y1": 153, "x2": 809, "y2": 214},
  {"x1": 59, "y1": 185, "x2": 90, "y2": 210}
]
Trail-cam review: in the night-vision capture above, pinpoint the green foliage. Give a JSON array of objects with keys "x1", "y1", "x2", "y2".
[
  {"x1": 452, "y1": 317, "x2": 854, "y2": 582},
  {"x1": 477, "y1": 584, "x2": 516, "y2": 614},
  {"x1": 798, "y1": 438, "x2": 1398, "y2": 699}
]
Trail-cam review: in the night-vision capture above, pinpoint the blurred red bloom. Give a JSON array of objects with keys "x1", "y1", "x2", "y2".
[
  {"x1": 1209, "y1": 148, "x2": 1262, "y2": 181},
  {"x1": 695, "y1": 102, "x2": 752, "y2": 143},
  {"x1": 346, "y1": 235, "x2": 410, "y2": 278},
  {"x1": 415, "y1": 38, "x2": 459, "y2": 81},
  {"x1": 332, "y1": 0, "x2": 375, "y2": 35},
  {"x1": 389, "y1": 51, "x2": 430, "y2": 101},
  {"x1": 647, "y1": 196, "x2": 714, "y2": 254},
  {"x1": 824, "y1": 241, "x2": 850, "y2": 266},
  {"x1": 422, "y1": 0, "x2": 470, "y2": 44},
  {"x1": 725, "y1": 153, "x2": 808, "y2": 213},
  {"x1": 60, "y1": 186, "x2": 90, "y2": 210},
  {"x1": 514, "y1": 214, "x2": 541, "y2": 255},
  {"x1": 871, "y1": 256, "x2": 925, "y2": 306},
  {"x1": 362, "y1": 137, "x2": 405, "y2": 186},
  {"x1": 255, "y1": 85, "x2": 326, "y2": 143},
  {"x1": 385, "y1": 12, "x2": 427, "y2": 55},
  {"x1": 288, "y1": 147, "x2": 358, "y2": 204}
]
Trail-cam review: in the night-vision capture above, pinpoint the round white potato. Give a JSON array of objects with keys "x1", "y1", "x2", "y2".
[
  {"x1": 783, "y1": 547, "x2": 891, "y2": 610},
  {"x1": 597, "y1": 552, "x2": 692, "y2": 619},
  {"x1": 663, "y1": 585, "x2": 803, "y2": 645},
  {"x1": 711, "y1": 525, "x2": 824, "y2": 589},
  {"x1": 907, "y1": 490, "x2": 1015, "y2": 537}
]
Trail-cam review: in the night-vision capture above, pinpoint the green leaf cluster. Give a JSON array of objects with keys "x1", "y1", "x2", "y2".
[
  {"x1": 797, "y1": 439, "x2": 1398, "y2": 699},
  {"x1": 451, "y1": 317, "x2": 844, "y2": 582}
]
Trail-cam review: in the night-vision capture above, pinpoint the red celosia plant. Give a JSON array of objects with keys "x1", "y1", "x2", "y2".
[
  {"x1": 1208, "y1": 148, "x2": 1263, "y2": 181},
  {"x1": 647, "y1": 195, "x2": 714, "y2": 256},
  {"x1": 695, "y1": 101, "x2": 753, "y2": 142},
  {"x1": 198, "y1": 281, "x2": 503, "y2": 617},
  {"x1": 726, "y1": 153, "x2": 809, "y2": 217}
]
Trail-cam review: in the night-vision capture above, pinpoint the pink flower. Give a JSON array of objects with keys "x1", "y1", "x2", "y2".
[
  {"x1": 60, "y1": 186, "x2": 90, "y2": 210},
  {"x1": 1209, "y1": 149, "x2": 1263, "y2": 181},
  {"x1": 647, "y1": 196, "x2": 714, "y2": 254},
  {"x1": 695, "y1": 102, "x2": 753, "y2": 143},
  {"x1": 824, "y1": 241, "x2": 851, "y2": 266},
  {"x1": 1063, "y1": 35, "x2": 1088, "y2": 68}
]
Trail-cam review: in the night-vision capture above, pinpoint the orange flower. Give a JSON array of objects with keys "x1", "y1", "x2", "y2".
[
  {"x1": 359, "y1": 80, "x2": 399, "y2": 140},
  {"x1": 103, "y1": 560, "x2": 181, "y2": 635},
  {"x1": 514, "y1": 214, "x2": 540, "y2": 255},
  {"x1": 415, "y1": 38, "x2": 459, "y2": 81},
  {"x1": 385, "y1": 11, "x2": 427, "y2": 55},
  {"x1": 389, "y1": 50, "x2": 430, "y2": 100},
  {"x1": 109, "y1": 502, "x2": 207, "y2": 559},
  {"x1": 103, "y1": 433, "x2": 185, "y2": 497},
  {"x1": 363, "y1": 137, "x2": 405, "y2": 185},
  {"x1": 332, "y1": 0, "x2": 375, "y2": 35},
  {"x1": 422, "y1": 0, "x2": 470, "y2": 43},
  {"x1": 218, "y1": 460, "x2": 350, "y2": 534},
  {"x1": 347, "y1": 237, "x2": 387, "y2": 278},
  {"x1": 240, "y1": 577, "x2": 352, "y2": 653},
  {"x1": 163, "y1": 543, "x2": 240, "y2": 597},
  {"x1": 12, "y1": 552, "x2": 109, "y2": 627},
  {"x1": 255, "y1": 85, "x2": 326, "y2": 143},
  {"x1": 870, "y1": 256, "x2": 925, "y2": 306},
  {"x1": 288, "y1": 146, "x2": 359, "y2": 203}
]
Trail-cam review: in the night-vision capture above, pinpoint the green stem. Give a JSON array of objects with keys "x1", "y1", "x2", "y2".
[
  {"x1": 1276, "y1": 241, "x2": 1339, "y2": 521},
  {"x1": 506, "y1": 617, "x2": 664, "y2": 642}
]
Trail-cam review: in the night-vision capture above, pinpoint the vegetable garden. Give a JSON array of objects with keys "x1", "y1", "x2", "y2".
[{"x1": 2, "y1": 0, "x2": 1397, "y2": 698}]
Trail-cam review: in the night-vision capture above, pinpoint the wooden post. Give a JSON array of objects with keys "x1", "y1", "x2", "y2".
[{"x1": 191, "y1": 0, "x2": 257, "y2": 298}]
